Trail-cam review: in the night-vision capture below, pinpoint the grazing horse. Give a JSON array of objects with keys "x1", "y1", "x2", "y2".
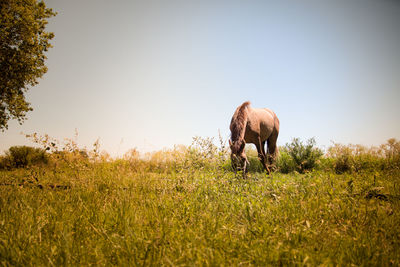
[{"x1": 229, "y1": 101, "x2": 280, "y2": 174}]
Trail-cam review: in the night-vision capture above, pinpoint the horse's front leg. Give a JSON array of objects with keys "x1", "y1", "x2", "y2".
[{"x1": 242, "y1": 160, "x2": 247, "y2": 178}]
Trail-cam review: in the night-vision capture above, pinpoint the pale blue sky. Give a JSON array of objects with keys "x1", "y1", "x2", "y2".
[{"x1": 1, "y1": 0, "x2": 400, "y2": 155}]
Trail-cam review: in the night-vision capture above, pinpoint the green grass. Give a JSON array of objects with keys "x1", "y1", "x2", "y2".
[{"x1": 1, "y1": 163, "x2": 399, "y2": 266}]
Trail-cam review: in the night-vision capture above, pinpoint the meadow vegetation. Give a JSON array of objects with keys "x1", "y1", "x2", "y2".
[{"x1": 0, "y1": 134, "x2": 399, "y2": 266}]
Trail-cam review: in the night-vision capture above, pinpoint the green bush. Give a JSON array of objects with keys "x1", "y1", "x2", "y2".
[
  {"x1": 281, "y1": 138, "x2": 323, "y2": 173},
  {"x1": 1, "y1": 146, "x2": 48, "y2": 169},
  {"x1": 276, "y1": 149, "x2": 296, "y2": 173}
]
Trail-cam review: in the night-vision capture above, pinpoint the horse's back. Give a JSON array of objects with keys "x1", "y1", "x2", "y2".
[
  {"x1": 252, "y1": 107, "x2": 277, "y2": 127},
  {"x1": 246, "y1": 107, "x2": 279, "y2": 142},
  {"x1": 261, "y1": 108, "x2": 279, "y2": 132}
]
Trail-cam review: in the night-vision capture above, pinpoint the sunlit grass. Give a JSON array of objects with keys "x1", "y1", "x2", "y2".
[
  {"x1": 1, "y1": 135, "x2": 399, "y2": 265},
  {"x1": 1, "y1": 162, "x2": 399, "y2": 266}
]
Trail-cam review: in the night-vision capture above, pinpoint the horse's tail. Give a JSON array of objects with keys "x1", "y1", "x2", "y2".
[{"x1": 230, "y1": 101, "x2": 250, "y2": 145}]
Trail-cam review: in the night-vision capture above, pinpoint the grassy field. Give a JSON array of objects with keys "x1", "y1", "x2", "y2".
[{"x1": 1, "y1": 137, "x2": 400, "y2": 266}]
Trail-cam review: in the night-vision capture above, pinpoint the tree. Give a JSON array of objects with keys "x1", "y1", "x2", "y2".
[{"x1": 0, "y1": 0, "x2": 56, "y2": 130}]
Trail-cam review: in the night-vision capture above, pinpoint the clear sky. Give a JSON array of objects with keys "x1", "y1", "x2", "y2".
[{"x1": 1, "y1": 0, "x2": 400, "y2": 156}]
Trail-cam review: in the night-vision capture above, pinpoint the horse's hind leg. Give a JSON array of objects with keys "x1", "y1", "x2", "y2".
[
  {"x1": 262, "y1": 141, "x2": 271, "y2": 174},
  {"x1": 267, "y1": 130, "x2": 279, "y2": 166},
  {"x1": 256, "y1": 140, "x2": 270, "y2": 174}
]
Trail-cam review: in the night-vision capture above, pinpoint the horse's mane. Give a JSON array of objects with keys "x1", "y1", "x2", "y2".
[{"x1": 230, "y1": 101, "x2": 250, "y2": 150}]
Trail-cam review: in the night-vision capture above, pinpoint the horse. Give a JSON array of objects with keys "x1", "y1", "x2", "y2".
[{"x1": 229, "y1": 101, "x2": 280, "y2": 175}]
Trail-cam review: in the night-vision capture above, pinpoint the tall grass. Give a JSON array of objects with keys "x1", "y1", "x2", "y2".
[{"x1": 0, "y1": 135, "x2": 399, "y2": 265}]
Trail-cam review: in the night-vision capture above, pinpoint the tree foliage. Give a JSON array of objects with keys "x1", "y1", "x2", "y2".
[
  {"x1": 0, "y1": 145, "x2": 48, "y2": 169},
  {"x1": 0, "y1": 0, "x2": 56, "y2": 130}
]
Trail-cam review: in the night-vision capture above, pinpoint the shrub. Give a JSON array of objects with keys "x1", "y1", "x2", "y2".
[
  {"x1": 184, "y1": 136, "x2": 226, "y2": 171},
  {"x1": 139, "y1": 137, "x2": 229, "y2": 173},
  {"x1": 327, "y1": 140, "x2": 400, "y2": 174},
  {"x1": 143, "y1": 147, "x2": 185, "y2": 173},
  {"x1": 276, "y1": 148, "x2": 296, "y2": 173},
  {"x1": 282, "y1": 138, "x2": 323, "y2": 173},
  {"x1": 0, "y1": 155, "x2": 6, "y2": 169},
  {"x1": 327, "y1": 143, "x2": 353, "y2": 174},
  {"x1": 380, "y1": 138, "x2": 400, "y2": 168},
  {"x1": 2, "y1": 146, "x2": 48, "y2": 169}
]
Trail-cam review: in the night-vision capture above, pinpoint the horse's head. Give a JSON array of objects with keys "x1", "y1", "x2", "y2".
[{"x1": 229, "y1": 139, "x2": 249, "y2": 171}]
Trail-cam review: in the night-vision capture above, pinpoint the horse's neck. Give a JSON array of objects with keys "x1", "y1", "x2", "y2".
[
  {"x1": 239, "y1": 116, "x2": 248, "y2": 140},
  {"x1": 231, "y1": 103, "x2": 250, "y2": 142},
  {"x1": 234, "y1": 111, "x2": 248, "y2": 141}
]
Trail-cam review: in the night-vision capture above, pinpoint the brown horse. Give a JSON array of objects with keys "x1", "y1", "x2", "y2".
[{"x1": 229, "y1": 101, "x2": 280, "y2": 174}]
